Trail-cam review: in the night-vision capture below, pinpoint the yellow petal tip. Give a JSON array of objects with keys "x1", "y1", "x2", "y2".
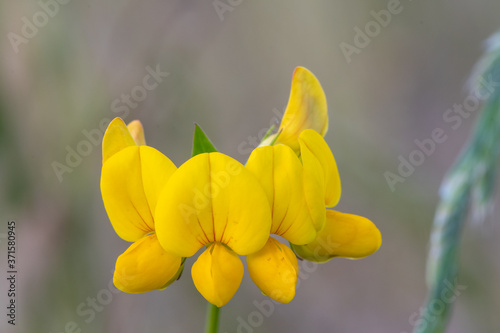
[
  {"x1": 102, "y1": 117, "x2": 137, "y2": 163},
  {"x1": 247, "y1": 238, "x2": 298, "y2": 303},
  {"x1": 191, "y1": 243, "x2": 244, "y2": 307},
  {"x1": 274, "y1": 67, "x2": 328, "y2": 152}
]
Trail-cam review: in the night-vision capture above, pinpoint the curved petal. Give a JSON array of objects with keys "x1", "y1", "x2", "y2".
[
  {"x1": 299, "y1": 129, "x2": 341, "y2": 207},
  {"x1": 101, "y1": 146, "x2": 175, "y2": 241},
  {"x1": 191, "y1": 243, "x2": 243, "y2": 307},
  {"x1": 275, "y1": 67, "x2": 328, "y2": 152},
  {"x1": 247, "y1": 238, "x2": 299, "y2": 303},
  {"x1": 140, "y1": 146, "x2": 177, "y2": 214},
  {"x1": 101, "y1": 146, "x2": 153, "y2": 241},
  {"x1": 291, "y1": 210, "x2": 382, "y2": 262},
  {"x1": 113, "y1": 233, "x2": 182, "y2": 293},
  {"x1": 156, "y1": 153, "x2": 272, "y2": 257},
  {"x1": 102, "y1": 117, "x2": 137, "y2": 163},
  {"x1": 300, "y1": 137, "x2": 327, "y2": 232},
  {"x1": 246, "y1": 145, "x2": 317, "y2": 245},
  {"x1": 127, "y1": 120, "x2": 146, "y2": 146}
]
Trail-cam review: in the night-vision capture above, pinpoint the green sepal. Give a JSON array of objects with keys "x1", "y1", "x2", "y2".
[
  {"x1": 260, "y1": 124, "x2": 276, "y2": 143},
  {"x1": 192, "y1": 124, "x2": 218, "y2": 157}
]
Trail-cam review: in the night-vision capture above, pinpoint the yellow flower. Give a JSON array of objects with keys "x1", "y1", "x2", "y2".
[
  {"x1": 262, "y1": 65, "x2": 381, "y2": 266},
  {"x1": 246, "y1": 129, "x2": 380, "y2": 303},
  {"x1": 155, "y1": 152, "x2": 272, "y2": 307},
  {"x1": 245, "y1": 128, "x2": 342, "y2": 303},
  {"x1": 100, "y1": 118, "x2": 182, "y2": 293},
  {"x1": 261, "y1": 66, "x2": 328, "y2": 152}
]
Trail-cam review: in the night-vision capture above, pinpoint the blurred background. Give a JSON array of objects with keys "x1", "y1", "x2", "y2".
[{"x1": 1, "y1": 1, "x2": 499, "y2": 332}]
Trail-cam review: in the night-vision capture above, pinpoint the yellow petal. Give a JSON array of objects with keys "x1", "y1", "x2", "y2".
[
  {"x1": 275, "y1": 67, "x2": 328, "y2": 152},
  {"x1": 102, "y1": 117, "x2": 137, "y2": 163},
  {"x1": 139, "y1": 146, "x2": 177, "y2": 214},
  {"x1": 113, "y1": 233, "x2": 182, "y2": 293},
  {"x1": 247, "y1": 238, "x2": 299, "y2": 303},
  {"x1": 291, "y1": 210, "x2": 382, "y2": 262},
  {"x1": 246, "y1": 145, "x2": 317, "y2": 244},
  {"x1": 299, "y1": 129, "x2": 341, "y2": 207},
  {"x1": 127, "y1": 120, "x2": 146, "y2": 146},
  {"x1": 300, "y1": 136, "x2": 327, "y2": 231},
  {"x1": 101, "y1": 146, "x2": 175, "y2": 241},
  {"x1": 191, "y1": 243, "x2": 243, "y2": 307},
  {"x1": 156, "y1": 153, "x2": 272, "y2": 257}
]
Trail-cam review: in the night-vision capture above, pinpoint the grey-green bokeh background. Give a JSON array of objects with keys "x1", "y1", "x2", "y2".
[{"x1": 1, "y1": 1, "x2": 500, "y2": 332}]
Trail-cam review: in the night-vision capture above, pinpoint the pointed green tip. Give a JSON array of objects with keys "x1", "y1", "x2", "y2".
[{"x1": 192, "y1": 124, "x2": 218, "y2": 157}]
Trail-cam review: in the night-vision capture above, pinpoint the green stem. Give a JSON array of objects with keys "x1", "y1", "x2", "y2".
[{"x1": 205, "y1": 303, "x2": 220, "y2": 333}]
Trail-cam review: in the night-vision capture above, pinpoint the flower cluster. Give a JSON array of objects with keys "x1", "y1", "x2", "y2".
[{"x1": 100, "y1": 67, "x2": 381, "y2": 307}]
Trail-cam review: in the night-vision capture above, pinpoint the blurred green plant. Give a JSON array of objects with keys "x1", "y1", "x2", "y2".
[{"x1": 414, "y1": 31, "x2": 500, "y2": 333}]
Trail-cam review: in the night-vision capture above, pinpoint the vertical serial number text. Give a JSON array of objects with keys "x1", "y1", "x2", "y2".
[{"x1": 6, "y1": 220, "x2": 17, "y2": 325}]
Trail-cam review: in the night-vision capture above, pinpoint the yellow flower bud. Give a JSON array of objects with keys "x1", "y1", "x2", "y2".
[{"x1": 127, "y1": 120, "x2": 146, "y2": 146}]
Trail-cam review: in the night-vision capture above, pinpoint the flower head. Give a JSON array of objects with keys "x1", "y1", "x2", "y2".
[
  {"x1": 245, "y1": 129, "x2": 343, "y2": 303},
  {"x1": 98, "y1": 66, "x2": 381, "y2": 312},
  {"x1": 101, "y1": 118, "x2": 182, "y2": 293},
  {"x1": 247, "y1": 68, "x2": 381, "y2": 304}
]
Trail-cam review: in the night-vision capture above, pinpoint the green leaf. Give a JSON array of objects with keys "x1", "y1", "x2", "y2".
[{"x1": 192, "y1": 124, "x2": 218, "y2": 157}]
